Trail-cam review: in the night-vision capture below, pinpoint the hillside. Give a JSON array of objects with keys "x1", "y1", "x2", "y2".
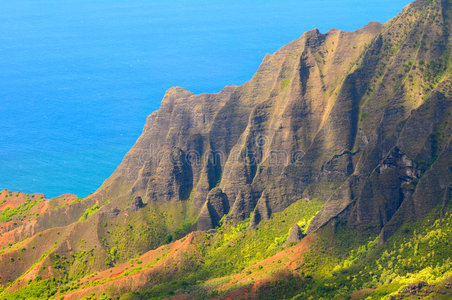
[{"x1": 1, "y1": 0, "x2": 451, "y2": 299}]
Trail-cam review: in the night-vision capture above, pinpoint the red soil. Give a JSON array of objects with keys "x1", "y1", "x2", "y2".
[
  {"x1": 350, "y1": 288, "x2": 375, "y2": 299},
  {"x1": 0, "y1": 201, "x2": 19, "y2": 211},
  {"x1": 62, "y1": 233, "x2": 199, "y2": 300},
  {"x1": 220, "y1": 233, "x2": 316, "y2": 292},
  {"x1": 38, "y1": 200, "x2": 49, "y2": 214}
]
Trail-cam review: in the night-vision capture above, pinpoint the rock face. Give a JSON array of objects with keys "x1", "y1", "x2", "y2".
[
  {"x1": 131, "y1": 196, "x2": 145, "y2": 210},
  {"x1": 0, "y1": 0, "x2": 451, "y2": 292},
  {"x1": 287, "y1": 224, "x2": 305, "y2": 243},
  {"x1": 90, "y1": 0, "x2": 452, "y2": 243},
  {"x1": 197, "y1": 188, "x2": 229, "y2": 230}
]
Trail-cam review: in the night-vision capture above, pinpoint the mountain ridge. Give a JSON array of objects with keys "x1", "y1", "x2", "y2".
[
  {"x1": 89, "y1": 0, "x2": 451, "y2": 242},
  {"x1": 0, "y1": 0, "x2": 451, "y2": 298}
]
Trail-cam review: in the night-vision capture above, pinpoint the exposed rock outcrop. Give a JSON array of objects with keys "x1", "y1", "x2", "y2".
[
  {"x1": 287, "y1": 224, "x2": 305, "y2": 243},
  {"x1": 131, "y1": 196, "x2": 145, "y2": 210},
  {"x1": 197, "y1": 188, "x2": 229, "y2": 230},
  {"x1": 80, "y1": 0, "x2": 452, "y2": 241},
  {"x1": 1, "y1": 0, "x2": 451, "y2": 291}
]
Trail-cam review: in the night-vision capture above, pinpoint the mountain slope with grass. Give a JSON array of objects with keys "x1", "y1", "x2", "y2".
[{"x1": 0, "y1": 0, "x2": 451, "y2": 299}]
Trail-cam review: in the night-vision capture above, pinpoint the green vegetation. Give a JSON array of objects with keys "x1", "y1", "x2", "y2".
[
  {"x1": 99, "y1": 206, "x2": 169, "y2": 265},
  {"x1": 201, "y1": 198, "x2": 323, "y2": 277},
  {"x1": 78, "y1": 204, "x2": 101, "y2": 222},
  {"x1": 48, "y1": 249, "x2": 97, "y2": 280},
  {"x1": 163, "y1": 222, "x2": 193, "y2": 244},
  {"x1": 1, "y1": 198, "x2": 451, "y2": 299},
  {"x1": 280, "y1": 202, "x2": 452, "y2": 299},
  {"x1": 54, "y1": 197, "x2": 83, "y2": 210},
  {"x1": 423, "y1": 45, "x2": 450, "y2": 94},
  {"x1": 0, "y1": 278, "x2": 60, "y2": 300},
  {"x1": 281, "y1": 78, "x2": 291, "y2": 91},
  {"x1": 123, "y1": 199, "x2": 324, "y2": 299},
  {"x1": 0, "y1": 248, "x2": 102, "y2": 299},
  {"x1": 1, "y1": 2, "x2": 451, "y2": 298},
  {"x1": 0, "y1": 197, "x2": 42, "y2": 222},
  {"x1": 118, "y1": 200, "x2": 451, "y2": 300}
]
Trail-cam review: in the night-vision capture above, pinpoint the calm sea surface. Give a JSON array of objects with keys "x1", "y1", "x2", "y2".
[{"x1": 0, "y1": 0, "x2": 412, "y2": 198}]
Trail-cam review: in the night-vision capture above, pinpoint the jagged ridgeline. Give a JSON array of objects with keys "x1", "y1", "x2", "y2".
[
  {"x1": 94, "y1": 0, "x2": 451, "y2": 239},
  {"x1": 0, "y1": 0, "x2": 451, "y2": 299}
]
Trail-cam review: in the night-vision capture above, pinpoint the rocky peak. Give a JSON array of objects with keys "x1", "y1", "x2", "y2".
[
  {"x1": 88, "y1": 0, "x2": 450, "y2": 243},
  {"x1": 287, "y1": 224, "x2": 305, "y2": 243},
  {"x1": 197, "y1": 188, "x2": 229, "y2": 230}
]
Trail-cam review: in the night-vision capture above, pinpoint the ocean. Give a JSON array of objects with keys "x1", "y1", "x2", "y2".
[{"x1": 0, "y1": 0, "x2": 412, "y2": 198}]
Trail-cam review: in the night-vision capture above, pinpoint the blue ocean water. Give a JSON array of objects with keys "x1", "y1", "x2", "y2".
[{"x1": 0, "y1": 0, "x2": 412, "y2": 198}]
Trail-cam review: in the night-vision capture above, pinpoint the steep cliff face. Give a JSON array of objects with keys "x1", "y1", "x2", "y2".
[
  {"x1": 91, "y1": 0, "x2": 451, "y2": 242},
  {"x1": 93, "y1": 21, "x2": 382, "y2": 221},
  {"x1": 89, "y1": 1, "x2": 452, "y2": 239},
  {"x1": 308, "y1": 0, "x2": 452, "y2": 241},
  {"x1": 1, "y1": 0, "x2": 451, "y2": 296}
]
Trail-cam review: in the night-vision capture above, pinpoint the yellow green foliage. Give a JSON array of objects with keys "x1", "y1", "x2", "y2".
[
  {"x1": 292, "y1": 203, "x2": 452, "y2": 299},
  {"x1": 78, "y1": 204, "x2": 101, "y2": 222},
  {"x1": 200, "y1": 198, "x2": 323, "y2": 277}
]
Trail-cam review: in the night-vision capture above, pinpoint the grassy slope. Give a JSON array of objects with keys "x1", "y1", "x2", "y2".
[
  {"x1": 0, "y1": 199, "x2": 323, "y2": 299},
  {"x1": 120, "y1": 200, "x2": 452, "y2": 300},
  {"x1": 116, "y1": 198, "x2": 324, "y2": 300},
  {"x1": 292, "y1": 202, "x2": 452, "y2": 299},
  {"x1": 0, "y1": 196, "x2": 451, "y2": 299}
]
